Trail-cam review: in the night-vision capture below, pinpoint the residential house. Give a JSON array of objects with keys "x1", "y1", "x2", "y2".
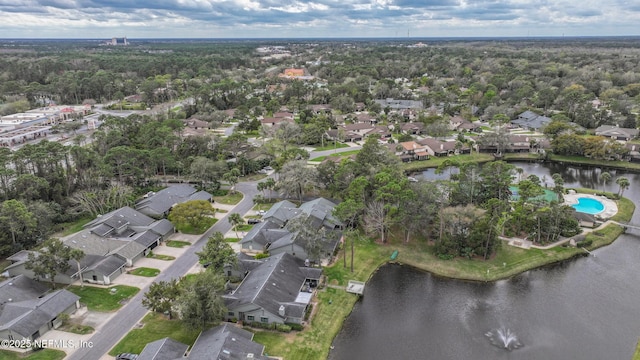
[
  {"x1": 4, "y1": 250, "x2": 126, "y2": 286},
  {"x1": 510, "y1": 111, "x2": 551, "y2": 131},
  {"x1": 594, "y1": 125, "x2": 639, "y2": 141},
  {"x1": 136, "y1": 184, "x2": 213, "y2": 218},
  {"x1": 137, "y1": 337, "x2": 189, "y2": 360},
  {"x1": 354, "y1": 113, "x2": 376, "y2": 124},
  {"x1": 223, "y1": 253, "x2": 322, "y2": 325},
  {"x1": 325, "y1": 129, "x2": 362, "y2": 143},
  {"x1": 0, "y1": 284, "x2": 79, "y2": 341},
  {"x1": 389, "y1": 141, "x2": 429, "y2": 162},
  {"x1": 58, "y1": 207, "x2": 174, "y2": 281},
  {"x1": 418, "y1": 138, "x2": 470, "y2": 156},
  {"x1": 508, "y1": 135, "x2": 534, "y2": 153},
  {"x1": 625, "y1": 143, "x2": 640, "y2": 163},
  {"x1": 240, "y1": 199, "x2": 342, "y2": 263},
  {"x1": 400, "y1": 122, "x2": 425, "y2": 135},
  {"x1": 308, "y1": 104, "x2": 332, "y2": 114},
  {"x1": 260, "y1": 117, "x2": 295, "y2": 127},
  {"x1": 183, "y1": 118, "x2": 210, "y2": 130},
  {"x1": 188, "y1": 323, "x2": 275, "y2": 359},
  {"x1": 0, "y1": 275, "x2": 49, "y2": 308},
  {"x1": 365, "y1": 125, "x2": 392, "y2": 140}
]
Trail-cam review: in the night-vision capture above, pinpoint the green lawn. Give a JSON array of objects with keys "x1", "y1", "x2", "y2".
[
  {"x1": 175, "y1": 217, "x2": 217, "y2": 234},
  {"x1": 166, "y1": 240, "x2": 191, "y2": 248},
  {"x1": 0, "y1": 349, "x2": 66, "y2": 360},
  {"x1": 224, "y1": 237, "x2": 241, "y2": 243},
  {"x1": 235, "y1": 224, "x2": 253, "y2": 232},
  {"x1": 312, "y1": 142, "x2": 349, "y2": 152},
  {"x1": 241, "y1": 173, "x2": 268, "y2": 182},
  {"x1": 108, "y1": 313, "x2": 201, "y2": 356},
  {"x1": 67, "y1": 285, "x2": 139, "y2": 312},
  {"x1": 213, "y1": 190, "x2": 244, "y2": 205},
  {"x1": 549, "y1": 154, "x2": 640, "y2": 171},
  {"x1": 0, "y1": 259, "x2": 10, "y2": 273},
  {"x1": 310, "y1": 149, "x2": 361, "y2": 162},
  {"x1": 253, "y1": 203, "x2": 275, "y2": 212},
  {"x1": 147, "y1": 253, "x2": 175, "y2": 261},
  {"x1": 128, "y1": 267, "x2": 161, "y2": 277}
]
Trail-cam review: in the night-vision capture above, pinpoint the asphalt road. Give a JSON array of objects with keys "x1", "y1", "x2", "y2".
[{"x1": 68, "y1": 180, "x2": 261, "y2": 360}]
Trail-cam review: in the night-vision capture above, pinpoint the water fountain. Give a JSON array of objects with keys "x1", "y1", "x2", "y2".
[{"x1": 485, "y1": 328, "x2": 523, "y2": 350}]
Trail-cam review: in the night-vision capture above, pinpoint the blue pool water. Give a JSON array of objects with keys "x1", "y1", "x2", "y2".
[{"x1": 572, "y1": 197, "x2": 605, "y2": 214}]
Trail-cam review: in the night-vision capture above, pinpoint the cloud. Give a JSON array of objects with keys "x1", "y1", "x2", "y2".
[{"x1": 0, "y1": 0, "x2": 636, "y2": 37}]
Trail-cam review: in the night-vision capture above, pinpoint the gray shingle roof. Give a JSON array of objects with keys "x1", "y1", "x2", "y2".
[
  {"x1": 132, "y1": 231, "x2": 161, "y2": 248},
  {"x1": 137, "y1": 337, "x2": 188, "y2": 360},
  {"x1": 0, "y1": 290, "x2": 78, "y2": 338},
  {"x1": 0, "y1": 275, "x2": 48, "y2": 310},
  {"x1": 135, "y1": 185, "x2": 212, "y2": 217},
  {"x1": 224, "y1": 253, "x2": 318, "y2": 323},
  {"x1": 87, "y1": 255, "x2": 126, "y2": 276},
  {"x1": 595, "y1": 125, "x2": 639, "y2": 138},
  {"x1": 511, "y1": 111, "x2": 551, "y2": 130},
  {"x1": 262, "y1": 200, "x2": 299, "y2": 225},
  {"x1": 239, "y1": 221, "x2": 281, "y2": 247},
  {"x1": 188, "y1": 323, "x2": 272, "y2": 360}
]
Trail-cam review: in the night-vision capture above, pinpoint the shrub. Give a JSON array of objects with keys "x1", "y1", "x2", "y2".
[
  {"x1": 304, "y1": 304, "x2": 313, "y2": 321},
  {"x1": 276, "y1": 324, "x2": 292, "y2": 333},
  {"x1": 286, "y1": 323, "x2": 304, "y2": 331},
  {"x1": 255, "y1": 252, "x2": 270, "y2": 259}
]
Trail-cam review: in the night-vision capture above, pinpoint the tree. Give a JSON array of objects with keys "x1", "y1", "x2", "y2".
[
  {"x1": 168, "y1": 200, "x2": 216, "y2": 232},
  {"x1": 616, "y1": 177, "x2": 630, "y2": 197},
  {"x1": 196, "y1": 232, "x2": 236, "y2": 274},
  {"x1": 600, "y1": 172, "x2": 612, "y2": 193},
  {"x1": 223, "y1": 168, "x2": 241, "y2": 193},
  {"x1": 142, "y1": 279, "x2": 180, "y2": 319},
  {"x1": 178, "y1": 270, "x2": 226, "y2": 329},
  {"x1": 0, "y1": 199, "x2": 37, "y2": 253},
  {"x1": 277, "y1": 160, "x2": 320, "y2": 203},
  {"x1": 228, "y1": 213, "x2": 244, "y2": 239},
  {"x1": 25, "y1": 238, "x2": 83, "y2": 288}
]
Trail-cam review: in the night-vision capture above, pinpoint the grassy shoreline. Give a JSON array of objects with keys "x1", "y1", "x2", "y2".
[{"x1": 262, "y1": 193, "x2": 635, "y2": 360}]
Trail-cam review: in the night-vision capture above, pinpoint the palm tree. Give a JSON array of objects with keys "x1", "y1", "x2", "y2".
[
  {"x1": 228, "y1": 213, "x2": 244, "y2": 239},
  {"x1": 600, "y1": 172, "x2": 611, "y2": 193},
  {"x1": 616, "y1": 177, "x2": 630, "y2": 197}
]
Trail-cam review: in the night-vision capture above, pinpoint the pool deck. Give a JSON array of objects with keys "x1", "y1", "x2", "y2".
[{"x1": 563, "y1": 193, "x2": 618, "y2": 220}]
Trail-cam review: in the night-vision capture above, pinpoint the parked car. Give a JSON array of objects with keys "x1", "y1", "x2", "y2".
[
  {"x1": 247, "y1": 218, "x2": 262, "y2": 224},
  {"x1": 116, "y1": 354, "x2": 138, "y2": 360},
  {"x1": 257, "y1": 210, "x2": 266, "y2": 216}
]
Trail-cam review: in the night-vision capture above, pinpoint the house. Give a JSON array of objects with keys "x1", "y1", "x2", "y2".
[
  {"x1": 365, "y1": 125, "x2": 392, "y2": 140},
  {"x1": 0, "y1": 285, "x2": 79, "y2": 341},
  {"x1": 281, "y1": 68, "x2": 305, "y2": 77},
  {"x1": 308, "y1": 104, "x2": 332, "y2": 114},
  {"x1": 223, "y1": 253, "x2": 322, "y2": 325},
  {"x1": 390, "y1": 141, "x2": 429, "y2": 162},
  {"x1": 183, "y1": 118, "x2": 210, "y2": 130},
  {"x1": 325, "y1": 129, "x2": 362, "y2": 142},
  {"x1": 188, "y1": 324, "x2": 274, "y2": 359},
  {"x1": 0, "y1": 275, "x2": 49, "y2": 308},
  {"x1": 58, "y1": 207, "x2": 174, "y2": 281},
  {"x1": 137, "y1": 337, "x2": 189, "y2": 360},
  {"x1": 400, "y1": 122, "x2": 425, "y2": 135},
  {"x1": 510, "y1": 111, "x2": 551, "y2": 131},
  {"x1": 260, "y1": 117, "x2": 295, "y2": 127},
  {"x1": 136, "y1": 184, "x2": 213, "y2": 218},
  {"x1": 594, "y1": 125, "x2": 639, "y2": 141},
  {"x1": 418, "y1": 138, "x2": 470, "y2": 156},
  {"x1": 241, "y1": 199, "x2": 342, "y2": 262},
  {"x1": 4, "y1": 250, "x2": 126, "y2": 286}
]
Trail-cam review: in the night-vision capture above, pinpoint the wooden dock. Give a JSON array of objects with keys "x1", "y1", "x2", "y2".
[{"x1": 346, "y1": 280, "x2": 365, "y2": 295}]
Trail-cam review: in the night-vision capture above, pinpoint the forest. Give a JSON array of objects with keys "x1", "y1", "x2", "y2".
[{"x1": 0, "y1": 37, "x2": 638, "y2": 260}]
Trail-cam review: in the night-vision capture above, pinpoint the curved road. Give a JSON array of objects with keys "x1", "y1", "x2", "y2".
[{"x1": 68, "y1": 181, "x2": 260, "y2": 360}]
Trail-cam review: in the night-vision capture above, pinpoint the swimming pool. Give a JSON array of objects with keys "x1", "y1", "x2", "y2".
[{"x1": 572, "y1": 197, "x2": 605, "y2": 215}]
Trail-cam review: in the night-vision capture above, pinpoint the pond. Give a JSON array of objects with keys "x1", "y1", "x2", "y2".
[{"x1": 329, "y1": 162, "x2": 640, "y2": 360}]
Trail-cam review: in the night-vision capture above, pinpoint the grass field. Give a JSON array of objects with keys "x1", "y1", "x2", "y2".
[
  {"x1": 0, "y1": 349, "x2": 66, "y2": 360},
  {"x1": 253, "y1": 202, "x2": 276, "y2": 212},
  {"x1": 128, "y1": 267, "x2": 161, "y2": 277},
  {"x1": 51, "y1": 216, "x2": 93, "y2": 237},
  {"x1": 633, "y1": 339, "x2": 640, "y2": 360},
  {"x1": 401, "y1": 152, "x2": 494, "y2": 173},
  {"x1": 108, "y1": 313, "x2": 200, "y2": 356},
  {"x1": 68, "y1": 285, "x2": 139, "y2": 312},
  {"x1": 234, "y1": 224, "x2": 253, "y2": 232},
  {"x1": 213, "y1": 190, "x2": 244, "y2": 205},
  {"x1": 166, "y1": 240, "x2": 191, "y2": 248},
  {"x1": 59, "y1": 322, "x2": 94, "y2": 335}
]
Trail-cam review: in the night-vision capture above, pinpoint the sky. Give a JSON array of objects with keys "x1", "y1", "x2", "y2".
[{"x1": 0, "y1": 0, "x2": 638, "y2": 39}]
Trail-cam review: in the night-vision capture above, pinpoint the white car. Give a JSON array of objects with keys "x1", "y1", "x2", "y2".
[{"x1": 257, "y1": 210, "x2": 266, "y2": 216}]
